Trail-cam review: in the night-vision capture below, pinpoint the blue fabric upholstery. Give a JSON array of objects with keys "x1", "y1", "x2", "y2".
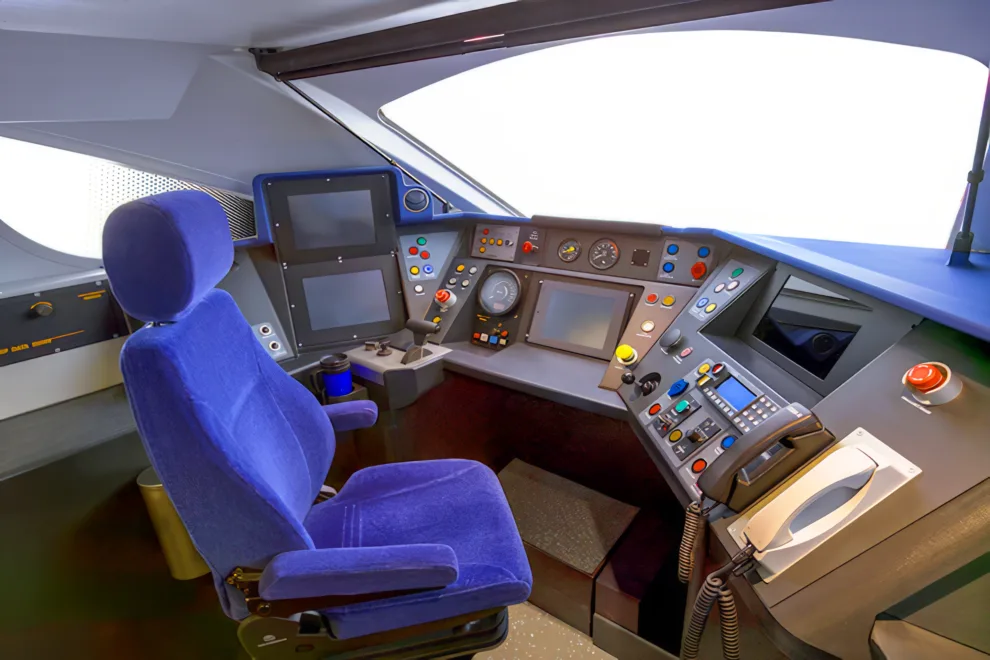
[
  {"x1": 259, "y1": 545, "x2": 458, "y2": 601},
  {"x1": 306, "y1": 460, "x2": 532, "y2": 639},
  {"x1": 103, "y1": 191, "x2": 531, "y2": 637},
  {"x1": 324, "y1": 401, "x2": 379, "y2": 433},
  {"x1": 103, "y1": 190, "x2": 233, "y2": 322}
]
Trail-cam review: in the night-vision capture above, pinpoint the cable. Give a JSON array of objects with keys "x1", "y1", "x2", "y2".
[
  {"x1": 678, "y1": 500, "x2": 704, "y2": 584},
  {"x1": 680, "y1": 542, "x2": 755, "y2": 660},
  {"x1": 682, "y1": 573, "x2": 723, "y2": 660},
  {"x1": 717, "y1": 582, "x2": 741, "y2": 660}
]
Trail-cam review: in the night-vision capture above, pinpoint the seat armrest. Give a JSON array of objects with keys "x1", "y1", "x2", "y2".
[
  {"x1": 323, "y1": 400, "x2": 378, "y2": 432},
  {"x1": 259, "y1": 544, "x2": 458, "y2": 601}
]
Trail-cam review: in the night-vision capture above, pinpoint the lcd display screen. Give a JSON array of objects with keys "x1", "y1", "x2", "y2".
[
  {"x1": 302, "y1": 270, "x2": 391, "y2": 331},
  {"x1": 715, "y1": 376, "x2": 757, "y2": 412},
  {"x1": 527, "y1": 280, "x2": 631, "y2": 360},
  {"x1": 288, "y1": 190, "x2": 376, "y2": 249},
  {"x1": 753, "y1": 276, "x2": 867, "y2": 380}
]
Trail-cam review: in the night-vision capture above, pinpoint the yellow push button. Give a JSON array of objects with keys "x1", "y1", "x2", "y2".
[
  {"x1": 481, "y1": 238, "x2": 488, "y2": 244},
  {"x1": 615, "y1": 344, "x2": 638, "y2": 365},
  {"x1": 705, "y1": 303, "x2": 717, "y2": 313},
  {"x1": 432, "y1": 316, "x2": 442, "y2": 324},
  {"x1": 456, "y1": 264, "x2": 465, "y2": 273},
  {"x1": 698, "y1": 363, "x2": 711, "y2": 375},
  {"x1": 410, "y1": 266, "x2": 420, "y2": 275},
  {"x1": 669, "y1": 429, "x2": 683, "y2": 442},
  {"x1": 479, "y1": 247, "x2": 486, "y2": 253},
  {"x1": 697, "y1": 375, "x2": 711, "y2": 387},
  {"x1": 497, "y1": 239, "x2": 504, "y2": 246},
  {"x1": 662, "y1": 295, "x2": 675, "y2": 306}
]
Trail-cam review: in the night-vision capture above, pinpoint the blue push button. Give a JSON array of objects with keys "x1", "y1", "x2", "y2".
[
  {"x1": 488, "y1": 335, "x2": 499, "y2": 345},
  {"x1": 667, "y1": 244, "x2": 679, "y2": 255},
  {"x1": 667, "y1": 379, "x2": 688, "y2": 397},
  {"x1": 696, "y1": 297, "x2": 709, "y2": 308},
  {"x1": 423, "y1": 264, "x2": 434, "y2": 274},
  {"x1": 698, "y1": 247, "x2": 711, "y2": 258},
  {"x1": 721, "y1": 436, "x2": 737, "y2": 450},
  {"x1": 663, "y1": 262, "x2": 675, "y2": 273}
]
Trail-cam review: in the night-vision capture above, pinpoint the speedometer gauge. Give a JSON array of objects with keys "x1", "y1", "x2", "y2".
[
  {"x1": 558, "y1": 239, "x2": 581, "y2": 263},
  {"x1": 478, "y1": 269, "x2": 522, "y2": 316},
  {"x1": 589, "y1": 239, "x2": 620, "y2": 270}
]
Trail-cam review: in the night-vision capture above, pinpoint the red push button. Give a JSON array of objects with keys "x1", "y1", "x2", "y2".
[
  {"x1": 646, "y1": 293, "x2": 659, "y2": 305},
  {"x1": 522, "y1": 241, "x2": 534, "y2": 253},
  {"x1": 712, "y1": 363, "x2": 724, "y2": 375},
  {"x1": 483, "y1": 228, "x2": 490, "y2": 235},
  {"x1": 435, "y1": 290, "x2": 452, "y2": 304},
  {"x1": 906, "y1": 363, "x2": 944, "y2": 392},
  {"x1": 649, "y1": 403, "x2": 662, "y2": 416},
  {"x1": 421, "y1": 251, "x2": 431, "y2": 259},
  {"x1": 408, "y1": 247, "x2": 418, "y2": 255},
  {"x1": 473, "y1": 332, "x2": 481, "y2": 340},
  {"x1": 691, "y1": 459, "x2": 708, "y2": 474},
  {"x1": 691, "y1": 262, "x2": 707, "y2": 279}
]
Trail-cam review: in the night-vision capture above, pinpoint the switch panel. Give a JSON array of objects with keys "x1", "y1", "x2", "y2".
[{"x1": 472, "y1": 225, "x2": 520, "y2": 261}]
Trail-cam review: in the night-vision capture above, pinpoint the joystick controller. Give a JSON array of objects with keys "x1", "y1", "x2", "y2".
[{"x1": 402, "y1": 319, "x2": 441, "y2": 365}]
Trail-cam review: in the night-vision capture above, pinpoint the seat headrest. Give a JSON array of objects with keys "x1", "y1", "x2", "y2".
[{"x1": 102, "y1": 190, "x2": 234, "y2": 322}]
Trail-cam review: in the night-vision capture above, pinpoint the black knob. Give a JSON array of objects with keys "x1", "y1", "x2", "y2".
[
  {"x1": 621, "y1": 372, "x2": 636, "y2": 385},
  {"x1": 659, "y1": 328, "x2": 682, "y2": 351},
  {"x1": 32, "y1": 302, "x2": 54, "y2": 318},
  {"x1": 640, "y1": 380, "x2": 658, "y2": 396},
  {"x1": 687, "y1": 429, "x2": 705, "y2": 443},
  {"x1": 377, "y1": 340, "x2": 393, "y2": 356}
]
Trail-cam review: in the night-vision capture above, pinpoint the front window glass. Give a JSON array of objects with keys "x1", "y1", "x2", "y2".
[{"x1": 382, "y1": 31, "x2": 987, "y2": 248}]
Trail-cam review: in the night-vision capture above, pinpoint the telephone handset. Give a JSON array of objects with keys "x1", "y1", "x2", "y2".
[{"x1": 697, "y1": 402, "x2": 834, "y2": 511}]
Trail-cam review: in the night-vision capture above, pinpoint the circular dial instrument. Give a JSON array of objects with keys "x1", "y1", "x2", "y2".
[
  {"x1": 589, "y1": 239, "x2": 620, "y2": 270},
  {"x1": 557, "y1": 239, "x2": 582, "y2": 263},
  {"x1": 478, "y1": 269, "x2": 522, "y2": 316}
]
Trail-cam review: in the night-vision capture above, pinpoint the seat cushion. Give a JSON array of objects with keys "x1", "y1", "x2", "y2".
[{"x1": 304, "y1": 459, "x2": 532, "y2": 639}]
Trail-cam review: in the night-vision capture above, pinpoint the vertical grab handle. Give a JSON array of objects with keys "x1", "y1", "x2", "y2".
[{"x1": 743, "y1": 447, "x2": 877, "y2": 553}]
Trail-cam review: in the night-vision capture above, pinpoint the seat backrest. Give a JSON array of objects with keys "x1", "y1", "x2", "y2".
[{"x1": 102, "y1": 191, "x2": 335, "y2": 618}]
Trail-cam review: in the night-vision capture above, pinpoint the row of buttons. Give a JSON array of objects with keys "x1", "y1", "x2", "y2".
[
  {"x1": 704, "y1": 388, "x2": 736, "y2": 416},
  {"x1": 667, "y1": 244, "x2": 711, "y2": 258},
  {"x1": 695, "y1": 298, "x2": 718, "y2": 314},
  {"x1": 713, "y1": 281, "x2": 740, "y2": 294},
  {"x1": 474, "y1": 331, "x2": 509, "y2": 347},
  {"x1": 645, "y1": 293, "x2": 676, "y2": 306},
  {"x1": 409, "y1": 265, "x2": 435, "y2": 276},
  {"x1": 408, "y1": 247, "x2": 432, "y2": 259},
  {"x1": 479, "y1": 237, "x2": 510, "y2": 246},
  {"x1": 662, "y1": 261, "x2": 708, "y2": 279}
]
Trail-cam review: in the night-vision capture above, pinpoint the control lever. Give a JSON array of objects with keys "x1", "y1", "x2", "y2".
[
  {"x1": 697, "y1": 403, "x2": 834, "y2": 511},
  {"x1": 401, "y1": 319, "x2": 440, "y2": 365}
]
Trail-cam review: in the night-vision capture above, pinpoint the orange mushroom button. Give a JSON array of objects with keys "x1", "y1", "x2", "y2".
[{"x1": 906, "y1": 363, "x2": 944, "y2": 392}]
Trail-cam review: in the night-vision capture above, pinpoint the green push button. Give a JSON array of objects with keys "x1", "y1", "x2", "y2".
[
  {"x1": 674, "y1": 400, "x2": 690, "y2": 414},
  {"x1": 731, "y1": 267, "x2": 744, "y2": 278},
  {"x1": 416, "y1": 237, "x2": 428, "y2": 246}
]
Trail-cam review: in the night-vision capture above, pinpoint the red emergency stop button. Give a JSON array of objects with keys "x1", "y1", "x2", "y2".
[
  {"x1": 435, "y1": 290, "x2": 452, "y2": 304},
  {"x1": 522, "y1": 241, "x2": 534, "y2": 253},
  {"x1": 691, "y1": 459, "x2": 708, "y2": 474},
  {"x1": 691, "y1": 262, "x2": 707, "y2": 279},
  {"x1": 906, "y1": 363, "x2": 944, "y2": 392}
]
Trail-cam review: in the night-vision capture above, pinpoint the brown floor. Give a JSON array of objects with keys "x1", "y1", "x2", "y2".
[{"x1": 478, "y1": 603, "x2": 616, "y2": 660}]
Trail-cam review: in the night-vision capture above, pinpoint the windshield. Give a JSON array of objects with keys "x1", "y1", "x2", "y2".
[{"x1": 382, "y1": 31, "x2": 987, "y2": 248}]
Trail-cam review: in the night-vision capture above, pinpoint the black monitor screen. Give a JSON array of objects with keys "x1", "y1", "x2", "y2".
[
  {"x1": 302, "y1": 270, "x2": 391, "y2": 331},
  {"x1": 541, "y1": 288, "x2": 614, "y2": 351},
  {"x1": 288, "y1": 190, "x2": 376, "y2": 249},
  {"x1": 753, "y1": 276, "x2": 867, "y2": 380}
]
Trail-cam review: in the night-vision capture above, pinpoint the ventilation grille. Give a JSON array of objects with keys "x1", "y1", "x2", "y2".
[{"x1": 93, "y1": 165, "x2": 256, "y2": 241}]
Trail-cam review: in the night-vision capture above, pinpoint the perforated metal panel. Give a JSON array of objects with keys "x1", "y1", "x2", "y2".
[{"x1": 91, "y1": 164, "x2": 256, "y2": 241}]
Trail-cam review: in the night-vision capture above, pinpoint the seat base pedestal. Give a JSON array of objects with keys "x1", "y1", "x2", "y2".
[{"x1": 238, "y1": 607, "x2": 507, "y2": 660}]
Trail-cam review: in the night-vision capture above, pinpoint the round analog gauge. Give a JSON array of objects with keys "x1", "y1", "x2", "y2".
[
  {"x1": 478, "y1": 269, "x2": 522, "y2": 316},
  {"x1": 557, "y1": 239, "x2": 582, "y2": 263},
  {"x1": 589, "y1": 239, "x2": 620, "y2": 270}
]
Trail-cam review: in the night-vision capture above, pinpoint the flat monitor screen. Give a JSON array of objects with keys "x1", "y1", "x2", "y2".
[
  {"x1": 753, "y1": 276, "x2": 867, "y2": 380},
  {"x1": 302, "y1": 270, "x2": 391, "y2": 331},
  {"x1": 528, "y1": 280, "x2": 630, "y2": 360},
  {"x1": 288, "y1": 190, "x2": 376, "y2": 249},
  {"x1": 715, "y1": 376, "x2": 757, "y2": 412}
]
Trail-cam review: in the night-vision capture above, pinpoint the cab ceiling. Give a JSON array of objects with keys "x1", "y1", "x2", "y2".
[{"x1": 0, "y1": 0, "x2": 514, "y2": 48}]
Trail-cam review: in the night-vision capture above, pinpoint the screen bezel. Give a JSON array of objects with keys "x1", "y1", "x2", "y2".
[
  {"x1": 527, "y1": 279, "x2": 632, "y2": 361},
  {"x1": 284, "y1": 255, "x2": 405, "y2": 350},
  {"x1": 268, "y1": 172, "x2": 398, "y2": 264},
  {"x1": 733, "y1": 264, "x2": 913, "y2": 396}
]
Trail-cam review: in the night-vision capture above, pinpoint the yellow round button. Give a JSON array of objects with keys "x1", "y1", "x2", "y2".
[
  {"x1": 497, "y1": 239, "x2": 504, "y2": 246},
  {"x1": 456, "y1": 264, "x2": 465, "y2": 272},
  {"x1": 410, "y1": 266, "x2": 420, "y2": 275},
  {"x1": 615, "y1": 344, "x2": 637, "y2": 364},
  {"x1": 698, "y1": 363, "x2": 711, "y2": 375},
  {"x1": 432, "y1": 316, "x2": 442, "y2": 324},
  {"x1": 662, "y1": 295, "x2": 675, "y2": 306},
  {"x1": 480, "y1": 238, "x2": 487, "y2": 244},
  {"x1": 641, "y1": 320, "x2": 656, "y2": 333},
  {"x1": 479, "y1": 247, "x2": 486, "y2": 253},
  {"x1": 705, "y1": 303, "x2": 717, "y2": 313},
  {"x1": 669, "y1": 429, "x2": 683, "y2": 442}
]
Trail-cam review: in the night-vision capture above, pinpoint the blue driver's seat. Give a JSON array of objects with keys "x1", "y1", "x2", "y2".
[{"x1": 102, "y1": 191, "x2": 532, "y2": 659}]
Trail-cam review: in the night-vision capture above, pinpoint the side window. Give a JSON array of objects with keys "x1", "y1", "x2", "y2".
[{"x1": 0, "y1": 136, "x2": 252, "y2": 259}]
